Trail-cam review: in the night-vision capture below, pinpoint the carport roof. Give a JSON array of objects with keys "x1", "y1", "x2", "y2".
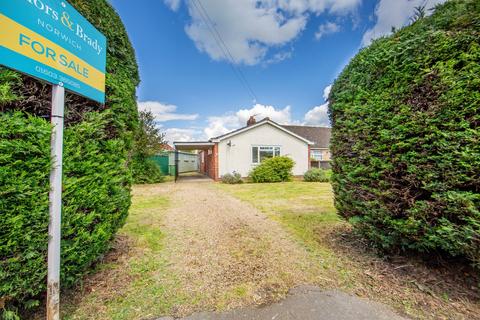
[{"x1": 174, "y1": 141, "x2": 215, "y2": 150}]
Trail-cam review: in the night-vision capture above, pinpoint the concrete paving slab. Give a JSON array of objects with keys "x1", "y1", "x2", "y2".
[{"x1": 157, "y1": 286, "x2": 408, "y2": 320}]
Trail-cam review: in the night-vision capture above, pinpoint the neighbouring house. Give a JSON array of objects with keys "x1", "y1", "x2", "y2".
[
  {"x1": 282, "y1": 125, "x2": 331, "y2": 169},
  {"x1": 174, "y1": 117, "x2": 331, "y2": 180},
  {"x1": 160, "y1": 143, "x2": 174, "y2": 151}
]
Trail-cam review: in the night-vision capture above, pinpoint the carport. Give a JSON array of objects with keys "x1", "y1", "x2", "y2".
[{"x1": 173, "y1": 141, "x2": 217, "y2": 182}]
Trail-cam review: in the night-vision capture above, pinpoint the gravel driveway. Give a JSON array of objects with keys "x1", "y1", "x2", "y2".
[
  {"x1": 160, "y1": 180, "x2": 406, "y2": 320},
  {"x1": 163, "y1": 180, "x2": 313, "y2": 315}
]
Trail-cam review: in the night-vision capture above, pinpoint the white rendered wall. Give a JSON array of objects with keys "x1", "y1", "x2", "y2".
[{"x1": 217, "y1": 123, "x2": 309, "y2": 177}]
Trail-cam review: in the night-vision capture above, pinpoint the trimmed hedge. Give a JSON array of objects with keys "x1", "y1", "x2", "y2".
[
  {"x1": 132, "y1": 157, "x2": 165, "y2": 184},
  {"x1": 329, "y1": 0, "x2": 480, "y2": 265},
  {"x1": 221, "y1": 172, "x2": 243, "y2": 184},
  {"x1": 0, "y1": 0, "x2": 139, "y2": 313},
  {"x1": 250, "y1": 156, "x2": 295, "y2": 183},
  {"x1": 304, "y1": 168, "x2": 330, "y2": 182}
]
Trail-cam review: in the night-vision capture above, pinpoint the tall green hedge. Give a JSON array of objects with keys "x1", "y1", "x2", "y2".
[
  {"x1": 329, "y1": 0, "x2": 479, "y2": 266},
  {"x1": 0, "y1": 0, "x2": 139, "y2": 312}
]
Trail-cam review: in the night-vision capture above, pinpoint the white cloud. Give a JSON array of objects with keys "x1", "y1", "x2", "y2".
[
  {"x1": 277, "y1": 0, "x2": 362, "y2": 15},
  {"x1": 172, "y1": 0, "x2": 361, "y2": 65},
  {"x1": 164, "y1": 0, "x2": 181, "y2": 11},
  {"x1": 263, "y1": 50, "x2": 293, "y2": 66},
  {"x1": 204, "y1": 103, "x2": 292, "y2": 138},
  {"x1": 164, "y1": 128, "x2": 202, "y2": 143},
  {"x1": 202, "y1": 84, "x2": 334, "y2": 138},
  {"x1": 304, "y1": 102, "x2": 330, "y2": 126},
  {"x1": 323, "y1": 84, "x2": 332, "y2": 100},
  {"x1": 361, "y1": 0, "x2": 447, "y2": 46},
  {"x1": 304, "y1": 84, "x2": 331, "y2": 126},
  {"x1": 137, "y1": 101, "x2": 198, "y2": 122},
  {"x1": 315, "y1": 22, "x2": 340, "y2": 40}
]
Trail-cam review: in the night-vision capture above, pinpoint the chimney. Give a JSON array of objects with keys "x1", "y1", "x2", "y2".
[{"x1": 247, "y1": 115, "x2": 256, "y2": 126}]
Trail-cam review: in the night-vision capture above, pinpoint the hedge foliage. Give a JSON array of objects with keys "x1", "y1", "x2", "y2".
[
  {"x1": 132, "y1": 158, "x2": 165, "y2": 184},
  {"x1": 304, "y1": 168, "x2": 330, "y2": 182},
  {"x1": 221, "y1": 172, "x2": 243, "y2": 184},
  {"x1": 131, "y1": 110, "x2": 165, "y2": 184},
  {"x1": 0, "y1": 0, "x2": 139, "y2": 312},
  {"x1": 329, "y1": 0, "x2": 480, "y2": 265},
  {"x1": 250, "y1": 156, "x2": 295, "y2": 183}
]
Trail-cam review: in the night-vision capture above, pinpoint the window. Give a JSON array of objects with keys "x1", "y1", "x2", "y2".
[
  {"x1": 252, "y1": 146, "x2": 258, "y2": 163},
  {"x1": 311, "y1": 150, "x2": 323, "y2": 161},
  {"x1": 252, "y1": 146, "x2": 281, "y2": 164}
]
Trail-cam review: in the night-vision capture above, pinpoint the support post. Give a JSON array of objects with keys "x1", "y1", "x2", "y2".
[
  {"x1": 175, "y1": 149, "x2": 179, "y2": 182},
  {"x1": 47, "y1": 84, "x2": 65, "y2": 320}
]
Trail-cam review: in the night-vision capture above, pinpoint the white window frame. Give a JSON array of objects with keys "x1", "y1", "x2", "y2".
[
  {"x1": 252, "y1": 145, "x2": 281, "y2": 164},
  {"x1": 311, "y1": 149, "x2": 323, "y2": 161}
]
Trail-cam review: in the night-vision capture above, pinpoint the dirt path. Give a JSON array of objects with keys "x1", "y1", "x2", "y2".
[{"x1": 162, "y1": 181, "x2": 313, "y2": 315}]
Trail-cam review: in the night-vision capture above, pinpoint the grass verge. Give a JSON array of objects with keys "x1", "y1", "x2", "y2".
[
  {"x1": 218, "y1": 181, "x2": 480, "y2": 320},
  {"x1": 59, "y1": 184, "x2": 187, "y2": 320}
]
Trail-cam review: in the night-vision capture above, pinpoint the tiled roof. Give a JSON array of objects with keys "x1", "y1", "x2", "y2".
[
  {"x1": 281, "y1": 125, "x2": 331, "y2": 148},
  {"x1": 209, "y1": 117, "x2": 330, "y2": 148}
]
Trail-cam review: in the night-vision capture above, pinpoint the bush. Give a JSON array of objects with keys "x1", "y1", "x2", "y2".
[
  {"x1": 221, "y1": 172, "x2": 243, "y2": 184},
  {"x1": 329, "y1": 0, "x2": 480, "y2": 266},
  {"x1": 304, "y1": 168, "x2": 330, "y2": 182},
  {"x1": 132, "y1": 157, "x2": 164, "y2": 184},
  {"x1": 250, "y1": 156, "x2": 295, "y2": 183},
  {"x1": 132, "y1": 110, "x2": 166, "y2": 183},
  {"x1": 0, "y1": 0, "x2": 139, "y2": 313}
]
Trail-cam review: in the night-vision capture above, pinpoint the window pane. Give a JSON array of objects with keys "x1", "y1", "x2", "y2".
[
  {"x1": 311, "y1": 150, "x2": 322, "y2": 160},
  {"x1": 259, "y1": 148, "x2": 274, "y2": 162},
  {"x1": 252, "y1": 147, "x2": 258, "y2": 163},
  {"x1": 274, "y1": 147, "x2": 280, "y2": 156}
]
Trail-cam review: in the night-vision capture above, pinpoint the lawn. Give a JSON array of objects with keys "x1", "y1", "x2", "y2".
[
  {"x1": 59, "y1": 184, "x2": 187, "y2": 320},
  {"x1": 218, "y1": 181, "x2": 480, "y2": 320},
  {"x1": 46, "y1": 181, "x2": 478, "y2": 320}
]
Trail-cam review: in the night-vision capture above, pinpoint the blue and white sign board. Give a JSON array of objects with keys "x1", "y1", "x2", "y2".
[{"x1": 0, "y1": 0, "x2": 106, "y2": 103}]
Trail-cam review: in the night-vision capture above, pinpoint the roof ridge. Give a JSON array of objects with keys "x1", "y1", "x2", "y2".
[{"x1": 282, "y1": 124, "x2": 331, "y2": 129}]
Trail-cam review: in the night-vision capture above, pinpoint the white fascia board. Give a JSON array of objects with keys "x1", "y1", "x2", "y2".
[{"x1": 211, "y1": 120, "x2": 314, "y2": 145}]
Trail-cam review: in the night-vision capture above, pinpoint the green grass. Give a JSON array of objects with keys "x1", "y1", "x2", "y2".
[
  {"x1": 162, "y1": 175, "x2": 175, "y2": 183},
  {"x1": 62, "y1": 188, "x2": 191, "y2": 320},
  {"x1": 217, "y1": 181, "x2": 355, "y2": 286},
  {"x1": 217, "y1": 181, "x2": 340, "y2": 243},
  {"x1": 218, "y1": 181, "x2": 480, "y2": 319}
]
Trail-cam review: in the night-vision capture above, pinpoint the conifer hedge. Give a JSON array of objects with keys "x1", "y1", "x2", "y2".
[
  {"x1": 0, "y1": 0, "x2": 139, "y2": 312},
  {"x1": 329, "y1": 0, "x2": 479, "y2": 265}
]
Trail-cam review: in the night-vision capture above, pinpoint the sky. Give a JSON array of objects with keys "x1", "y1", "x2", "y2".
[{"x1": 109, "y1": 0, "x2": 446, "y2": 143}]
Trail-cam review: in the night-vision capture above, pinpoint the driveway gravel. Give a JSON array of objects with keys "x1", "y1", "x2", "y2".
[{"x1": 160, "y1": 180, "x2": 406, "y2": 319}]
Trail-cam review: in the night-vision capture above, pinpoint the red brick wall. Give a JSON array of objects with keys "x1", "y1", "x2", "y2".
[
  {"x1": 308, "y1": 145, "x2": 311, "y2": 169},
  {"x1": 199, "y1": 151, "x2": 206, "y2": 174},
  {"x1": 205, "y1": 144, "x2": 219, "y2": 180}
]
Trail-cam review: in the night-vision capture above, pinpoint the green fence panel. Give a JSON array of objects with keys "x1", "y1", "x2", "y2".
[{"x1": 149, "y1": 154, "x2": 169, "y2": 175}]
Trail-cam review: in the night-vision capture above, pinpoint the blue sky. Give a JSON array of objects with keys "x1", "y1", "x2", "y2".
[{"x1": 110, "y1": 0, "x2": 445, "y2": 143}]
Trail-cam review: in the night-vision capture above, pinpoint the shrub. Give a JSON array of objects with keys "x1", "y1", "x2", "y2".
[
  {"x1": 250, "y1": 156, "x2": 295, "y2": 183},
  {"x1": 0, "y1": 0, "x2": 139, "y2": 313},
  {"x1": 132, "y1": 110, "x2": 166, "y2": 183},
  {"x1": 132, "y1": 157, "x2": 165, "y2": 184},
  {"x1": 221, "y1": 172, "x2": 243, "y2": 184},
  {"x1": 304, "y1": 168, "x2": 330, "y2": 182},
  {"x1": 329, "y1": 0, "x2": 480, "y2": 266}
]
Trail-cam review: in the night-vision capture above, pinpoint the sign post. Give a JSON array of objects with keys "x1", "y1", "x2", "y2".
[
  {"x1": 1, "y1": 1, "x2": 106, "y2": 318},
  {"x1": 46, "y1": 84, "x2": 65, "y2": 320}
]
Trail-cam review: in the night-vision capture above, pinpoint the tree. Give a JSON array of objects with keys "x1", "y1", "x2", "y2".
[
  {"x1": 410, "y1": 4, "x2": 427, "y2": 23},
  {"x1": 132, "y1": 110, "x2": 167, "y2": 184},
  {"x1": 134, "y1": 110, "x2": 166, "y2": 158}
]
